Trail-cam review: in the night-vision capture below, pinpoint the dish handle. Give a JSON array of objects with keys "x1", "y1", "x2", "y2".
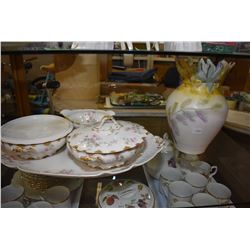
[
  {"x1": 105, "y1": 110, "x2": 115, "y2": 117},
  {"x1": 94, "y1": 116, "x2": 121, "y2": 131},
  {"x1": 60, "y1": 109, "x2": 73, "y2": 118}
]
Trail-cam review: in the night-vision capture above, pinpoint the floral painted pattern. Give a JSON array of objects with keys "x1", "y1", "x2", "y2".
[
  {"x1": 68, "y1": 120, "x2": 147, "y2": 154},
  {"x1": 98, "y1": 180, "x2": 154, "y2": 208},
  {"x1": 167, "y1": 99, "x2": 224, "y2": 137}
]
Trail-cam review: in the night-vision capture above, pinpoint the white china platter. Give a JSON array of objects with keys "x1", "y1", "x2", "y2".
[
  {"x1": 1, "y1": 115, "x2": 73, "y2": 144},
  {"x1": 1, "y1": 133, "x2": 163, "y2": 178}
]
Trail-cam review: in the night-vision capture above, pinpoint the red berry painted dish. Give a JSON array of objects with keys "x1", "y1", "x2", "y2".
[{"x1": 98, "y1": 179, "x2": 155, "y2": 208}]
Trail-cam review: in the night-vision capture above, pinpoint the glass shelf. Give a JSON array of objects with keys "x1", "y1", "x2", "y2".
[{"x1": 1, "y1": 42, "x2": 250, "y2": 58}]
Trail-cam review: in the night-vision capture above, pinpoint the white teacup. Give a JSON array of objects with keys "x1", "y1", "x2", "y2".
[
  {"x1": 1, "y1": 184, "x2": 24, "y2": 204},
  {"x1": 2, "y1": 201, "x2": 24, "y2": 208},
  {"x1": 28, "y1": 201, "x2": 53, "y2": 208},
  {"x1": 184, "y1": 172, "x2": 208, "y2": 194},
  {"x1": 191, "y1": 161, "x2": 218, "y2": 178},
  {"x1": 168, "y1": 181, "x2": 193, "y2": 206},
  {"x1": 171, "y1": 201, "x2": 194, "y2": 208},
  {"x1": 159, "y1": 167, "x2": 183, "y2": 196},
  {"x1": 192, "y1": 193, "x2": 219, "y2": 207},
  {"x1": 161, "y1": 167, "x2": 184, "y2": 183},
  {"x1": 42, "y1": 186, "x2": 71, "y2": 208},
  {"x1": 206, "y1": 183, "x2": 231, "y2": 205}
]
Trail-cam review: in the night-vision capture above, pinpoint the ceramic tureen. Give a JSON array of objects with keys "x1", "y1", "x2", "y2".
[
  {"x1": 1, "y1": 115, "x2": 73, "y2": 159},
  {"x1": 60, "y1": 109, "x2": 115, "y2": 128},
  {"x1": 67, "y1": 117, "x2": 148, "y2": 169}
]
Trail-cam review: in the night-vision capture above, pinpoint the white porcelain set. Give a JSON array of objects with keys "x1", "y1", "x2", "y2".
[
  {"x1": 2, "y1": 132, "x2": 163, "y2": 178},
  {"x1": 159, "y1": 164, "x2": 231, "y2": 207},
  {"x1": 159, "y1": 160, "x2": 217, "y2": 195},
  {"x1": 1, "y1": 110, "x2": 115, "y2": 160},
  {"x1": 167, "y1": 178, "x2": 231, "y2": 207},
  {"x1": 1, "y1": 183, "x2": 72, "y2": 208},
  {"x1": 1, "y1": 110, "x2": 158, "y2": 173},
  {"x1": 1, "y1": 170, "x2": 84, "y2": 208}
]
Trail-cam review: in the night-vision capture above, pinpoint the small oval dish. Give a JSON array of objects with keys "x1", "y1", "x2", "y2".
[{"x1": 60, "y1": 109, "x2": 115, "y2": 128}]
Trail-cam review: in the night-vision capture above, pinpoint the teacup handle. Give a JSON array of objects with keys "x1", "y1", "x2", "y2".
[{"x1": 208, "y1": 166, "x2": 218, "y2": 178}]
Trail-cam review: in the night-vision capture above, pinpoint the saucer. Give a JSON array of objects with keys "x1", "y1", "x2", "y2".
[
  {"x1": 1, "y1": 201, "x2": 24, "y2": 208},
  {"x1": 98, "y1": 179, "x2": 155, "y2": 208}
]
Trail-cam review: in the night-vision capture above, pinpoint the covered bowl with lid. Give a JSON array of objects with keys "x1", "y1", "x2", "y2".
[
  {"x1": 67, "y1": 117, "x2": 148, "y2": 169},
  {"x1": 1, "y1": 115, "x2": 73, "y2": 159}
]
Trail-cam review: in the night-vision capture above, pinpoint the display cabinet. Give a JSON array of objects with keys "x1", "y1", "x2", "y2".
[{"x1": 1, "y1": 42, "x2": 250, "y2": 208}]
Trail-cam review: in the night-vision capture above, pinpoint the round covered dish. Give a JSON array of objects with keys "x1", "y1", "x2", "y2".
[
  {"x1": 67, "y1": 118, "x2": 148, "y2": 169},
  {"x1": 60, "y1": 109, "x2": 115, "y2": 128},
  {"x1": 1, "y1": 115, "x2": 73, "y2": 159}
]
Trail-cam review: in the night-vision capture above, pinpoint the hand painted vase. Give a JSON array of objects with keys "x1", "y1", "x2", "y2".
[{"x1": 166, "y1": 80, "x2": 228, "y2": 154}]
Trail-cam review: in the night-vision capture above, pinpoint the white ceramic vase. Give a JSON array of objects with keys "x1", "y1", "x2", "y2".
[{"x1": 166, "y1": 82, "x2": 228, "y2": 154}]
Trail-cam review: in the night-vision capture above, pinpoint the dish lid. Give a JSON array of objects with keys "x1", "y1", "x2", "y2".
[
  {"x1": 60, "y1": 109, "x2": 115, "y2": 126},
  {"x1": 98, "y1": 179, "x2": 155, "y2": 208},
  {"x1": 67, "y1": 118, "x2": 148, "y2": 154},
  {"x1": 1, "y1": 115, "x2": 73, "y2": 145}
]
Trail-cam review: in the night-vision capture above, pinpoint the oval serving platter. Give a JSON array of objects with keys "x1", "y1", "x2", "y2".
[{"x1": 2, "y1": 133, "x2": 164, "y2": 178}]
